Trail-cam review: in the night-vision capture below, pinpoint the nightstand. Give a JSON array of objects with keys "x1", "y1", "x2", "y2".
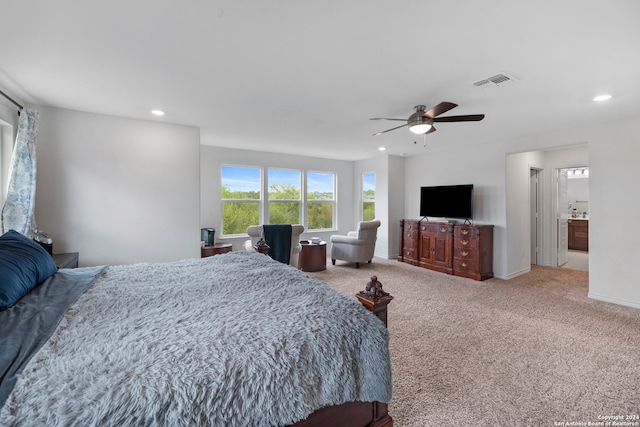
[
  {"x1": 201, "y1": 243, "x2": 233, "y2": 258},
  {"x1": 52, "y1": 252, "x2": 79, "y2": 269}
]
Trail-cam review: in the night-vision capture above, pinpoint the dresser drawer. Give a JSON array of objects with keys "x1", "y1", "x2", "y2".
[
  {"x1": 420, "y1": 223, "x2": 452, "y2": 236},
  {"x1": 453, "y1": 257, "x2": 479, "y2": 272},
  {"x1": 454, "y1": 236, "x2": 477, "y2": 249},
  {"x1": 454, "y1": 226, "x2": 477, "y2": 238},
  {"x1": 402, "y1": 247, "x2": 418, "y2": 260},
  {"x1": 453, "y1": 246, "x2": 477, "y2": 260}
]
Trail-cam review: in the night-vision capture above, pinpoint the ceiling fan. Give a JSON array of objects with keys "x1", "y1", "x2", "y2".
[{"x1": 371, "y1": 102, "x2": 484, "y2": 136}]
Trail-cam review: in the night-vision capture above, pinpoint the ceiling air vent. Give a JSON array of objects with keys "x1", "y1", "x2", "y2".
[{"x1": 473, "y1": 72, "x2": 519, "y2": 88}]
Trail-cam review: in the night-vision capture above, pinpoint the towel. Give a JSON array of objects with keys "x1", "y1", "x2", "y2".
[{"x1": 263, "y1": 224, "x2": 292, "y2": 264}]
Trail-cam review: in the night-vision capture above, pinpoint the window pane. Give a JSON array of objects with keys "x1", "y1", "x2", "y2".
[
  {"x1": 307, "y1": 172, "x2": 334, "y2": 200},
  {"x1": 363, "y1": 172, "x2": 375, "y2": 200},
  {"x1": 363, "y1": 202, "x2": 375, "y2": 221},
  {"x1": 308, "y1": 201, "x2": 333, "y2": 229},
  {"x1": 269, "y1": 202, "x2": 300, "y2": 224},
  {"x1": 222, "y1": 166, "x2": 261, "y2": 199},
  {"x1": 222, "y1": 202, "x2": 260, "y2": 234},
  {"x1": 362, "y1": 172, "x2": 375, "y2": 221},
  {"x1": 269, "y1": 169, "x2": 301, "y2": 200}
]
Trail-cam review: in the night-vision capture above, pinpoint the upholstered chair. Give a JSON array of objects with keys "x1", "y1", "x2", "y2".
[
  {"x1": 330, "y1": 219, "x2": 381, "y2": 268},
  {"x1": 244, "y1": 224, "x2": 305, "y2": 268}
]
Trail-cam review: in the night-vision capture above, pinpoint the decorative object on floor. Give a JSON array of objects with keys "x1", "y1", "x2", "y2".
[
  {"x1": 244, "y1": 224, "x2": 304, "y2": 267},
  {"x1": 362, "y1": 275, "x2": 389, "y2": 299},
  {"x1": 355, "y1": 275, "x2": 393, "y2": 327},
  {"x1": 330, "y1": 219, "x2": 381, "y2": 268}
]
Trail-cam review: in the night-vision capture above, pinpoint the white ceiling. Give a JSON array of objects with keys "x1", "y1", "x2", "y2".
[{"x1": 1, "y1": 1, "x2": 639, "y2": 161}]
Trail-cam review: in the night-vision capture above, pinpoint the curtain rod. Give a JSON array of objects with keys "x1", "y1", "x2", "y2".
[{"x1": 0, "y1": 89, "x2": 24, "y2": 111}]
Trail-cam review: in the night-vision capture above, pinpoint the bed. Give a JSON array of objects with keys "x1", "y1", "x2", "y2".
[{"x1": 0, "y1": 231, "x2": 392, "y2": 427}]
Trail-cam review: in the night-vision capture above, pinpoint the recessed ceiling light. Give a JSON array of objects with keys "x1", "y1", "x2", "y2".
[
  {"x1": 151, "y1": 110, "x2": 165, "y2": 116},
  {"x1": 593, "y1": 94, "x2": 612, "y2": 102},
  {"x1": 378, "y1": 147, "x2": 386, "y2": 151}
]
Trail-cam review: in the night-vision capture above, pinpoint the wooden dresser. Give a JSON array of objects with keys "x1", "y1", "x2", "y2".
[{"x1": 399, "y1": 219, "x2": 494, "y2": 281}]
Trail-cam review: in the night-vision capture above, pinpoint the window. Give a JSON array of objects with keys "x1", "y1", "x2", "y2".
[
  {"x1": 220, "y1": 165, "x2": 337, "y2": 235},
  {"x1": 268, "y1": 169, "x2": 301, "y2": 224},
  {"x1": 221, "y1": 166, "x2": 261, "y2": 235},
  {"x1": 307, "y1": 171, "x2": 335, "y2": 230},
  {"x1": 0, "y1": 121, "x2": 14, "y2": 206},
  {"x1": 362, "y1": 172, "x2": 375, "y2": 221}
]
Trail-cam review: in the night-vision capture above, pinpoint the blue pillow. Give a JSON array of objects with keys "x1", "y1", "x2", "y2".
[{"x1": 0, "y1": 230, "x2": 58, "y2": 310}]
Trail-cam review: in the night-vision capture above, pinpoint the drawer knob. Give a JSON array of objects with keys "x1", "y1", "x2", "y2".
[
  {"x1": 462, "y1": 251, "x2": 469, "y2": 256},
  {"x1": 407, "y1": 233, "x2": 412, "y2": 238},
  {"x1": 440, "y1": 227, "x2": 447, "y2": 233},
  {"x1": 461, "y1": 229, "x2": 469, "y2": 235},
  {"x1": 461, "y1": 262, "x2": 468, "y2": 267},
  {"x1": 461, "y1": 239, "x2": 469, "y2": 245}
]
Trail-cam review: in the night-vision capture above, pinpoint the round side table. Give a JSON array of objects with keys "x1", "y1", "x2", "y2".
[{"x1": 298, "y1": 240, "x2": 327, "y2": 272}]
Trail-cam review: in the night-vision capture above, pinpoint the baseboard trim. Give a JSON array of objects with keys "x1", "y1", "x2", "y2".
[
  {"x1": 588, "y1": 292, "x2": 640, "y2": 309},
  {"x1": 498, "y1": 267, "x2": 531, "y2": 281}
]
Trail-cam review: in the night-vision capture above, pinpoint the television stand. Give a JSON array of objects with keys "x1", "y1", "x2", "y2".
[{"x1": 398, "y1": 219, "x2": 494, "y2": 281}]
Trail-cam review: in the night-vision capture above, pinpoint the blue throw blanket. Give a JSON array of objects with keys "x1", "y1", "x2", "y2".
[{"x1": 263, "y1": 224, "x2": 292, "y2": 264}]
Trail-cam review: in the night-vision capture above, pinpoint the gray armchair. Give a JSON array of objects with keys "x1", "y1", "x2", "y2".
[{"x1": 330, "y1": 219, "x2": 381, "y2": 268}]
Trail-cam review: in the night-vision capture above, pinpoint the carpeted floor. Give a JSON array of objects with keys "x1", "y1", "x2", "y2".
[{"x1": 310, "y1": 258, "x2": 640, "y2": 427}]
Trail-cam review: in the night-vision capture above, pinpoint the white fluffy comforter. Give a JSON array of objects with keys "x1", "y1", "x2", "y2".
[{"x1": 0, "y1": 251, "x2": 391, "y2": 427}]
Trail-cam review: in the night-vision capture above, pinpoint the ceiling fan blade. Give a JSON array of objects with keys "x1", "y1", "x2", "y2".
[
  {"x1": 433, "y1": 114, "x2": 485, "y2": 122},
  {"x1": 425, "y1": 125, "x2": 437, "y2": 134},
  {"x1": 370, "y1": 117, "x2": 406, "y2": 121},
  {"x1": 424, "y1": 102, "x2": 458, "y2": 118},
  {"x1": 373, "y1": 123, "x2": 409, "y2": 136}
]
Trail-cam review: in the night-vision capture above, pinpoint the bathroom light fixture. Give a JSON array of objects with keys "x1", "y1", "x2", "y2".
[
  {"x1": 593, "y1": 94, "x2": 612, "y2": 102},
  {"x1": 151, "y1": 110, "x2": 165, "y2": 116}
]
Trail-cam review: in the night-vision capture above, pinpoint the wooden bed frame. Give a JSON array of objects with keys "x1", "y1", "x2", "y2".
[{"x1": 290, "y1": 289, "x2": 394, "y2": 427}]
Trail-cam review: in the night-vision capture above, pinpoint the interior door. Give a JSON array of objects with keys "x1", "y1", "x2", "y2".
[
  {"x1": 530, "y1": 169, "x2": 540, "y2": 265},
  {"x1": 557, "y1": 169, "x2": 569, "y2": 266}
]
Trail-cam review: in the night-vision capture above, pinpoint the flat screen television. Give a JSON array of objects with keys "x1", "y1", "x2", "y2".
[{"x1": 419, "y1": 184, "x2": 473, "y2": 220}]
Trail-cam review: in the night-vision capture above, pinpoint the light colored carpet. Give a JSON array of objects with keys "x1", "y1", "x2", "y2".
[{"x1": 310, "y1": 258, "x2": 640, "y2": 427}]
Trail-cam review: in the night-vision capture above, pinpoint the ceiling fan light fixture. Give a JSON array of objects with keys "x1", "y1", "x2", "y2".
[{"x1": 409, "y1": 123, "x2": 432, "y2": 134}]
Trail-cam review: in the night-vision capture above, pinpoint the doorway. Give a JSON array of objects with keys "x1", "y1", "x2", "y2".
[{"x1": 559, "y1": 166, "x2": 589, "y2": 272}]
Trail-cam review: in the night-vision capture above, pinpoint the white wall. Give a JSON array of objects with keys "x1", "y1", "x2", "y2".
[
  {"x1": 405, "y1": 143, "x2": 507, "y2": 275},
  {"x1": 405, "y1": 114, "x2": 640, "y2": 308},
  {"x1": 200, "y1": 146, "x2": 354, "y2": 250},
  {"x1": 35, "y1": 106, "x2": 201, "y2": 266}
]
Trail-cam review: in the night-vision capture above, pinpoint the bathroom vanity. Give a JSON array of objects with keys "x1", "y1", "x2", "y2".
[{"x1": 568, "y1": 219, "x2": 589, "y2": 251}]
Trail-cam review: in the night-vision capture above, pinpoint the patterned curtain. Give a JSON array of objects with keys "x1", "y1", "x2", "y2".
[{"x1": 1, "y1": 108, "x2": 39, "y2": 236}]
